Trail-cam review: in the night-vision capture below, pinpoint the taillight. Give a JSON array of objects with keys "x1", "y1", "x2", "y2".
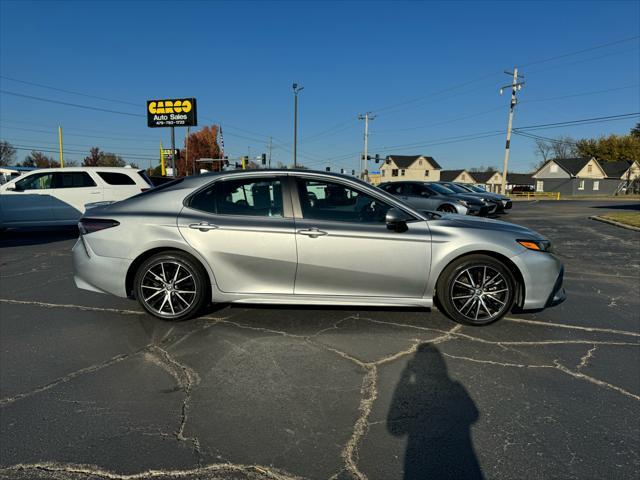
[{"x1": 78, "y1": 218, "x2": 120, "y2": 235}]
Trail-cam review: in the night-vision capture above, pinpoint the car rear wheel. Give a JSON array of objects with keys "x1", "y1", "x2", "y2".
[
  {"x1": 436, "y1": 254, "x2": 516, "y2": 325},
  {"x1": 437, "y1": 204, "x2": 457, "y2": 214},
  {"x1": 134, "y1": 252, "x2": 209, "y2": 321}
]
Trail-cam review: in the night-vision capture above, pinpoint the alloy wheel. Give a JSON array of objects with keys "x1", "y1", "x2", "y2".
[
  {"x1": 450, "y1": 265, "x2": 510, "y2": 322},
  {"x1": 140, "y1": 261, "x2": 198, "y2": 318}
]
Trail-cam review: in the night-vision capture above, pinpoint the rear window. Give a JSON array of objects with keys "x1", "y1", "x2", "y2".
[
  {"x1": 137, "y1": 170, "x2": 153, "y2": 186},
  {"x1": 97, "y1": 171, "x2": 136, "y2": 185}
]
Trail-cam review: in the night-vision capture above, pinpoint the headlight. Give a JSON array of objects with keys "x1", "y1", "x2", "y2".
[
  {"x1": 457, "y1": 200, "x2": 469, "y2": 207},
  {"x1": 517, "y1": 239, "x2": 552, "y2": 252}
]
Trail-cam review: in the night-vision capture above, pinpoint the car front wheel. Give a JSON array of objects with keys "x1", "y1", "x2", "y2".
[
  {"x1": 134, "y1": 252, "x2": 209, "y2": 321},
  {"x1": 436, "y1": 254, "x2": 516, "y2": 325}
]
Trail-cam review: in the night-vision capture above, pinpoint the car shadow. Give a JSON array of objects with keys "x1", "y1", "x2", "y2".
[
  {"x1": 0, "y1": 226, "x2": 79, "y2": 248},
  {"x1": 590, "y1": 203, "x2": 640, "y2": 211},
  {"x1": 387, "y1": 343, "x2": 484, "y2": 480}
]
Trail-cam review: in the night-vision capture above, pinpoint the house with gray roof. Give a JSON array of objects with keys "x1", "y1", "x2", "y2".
[
  {"x1": 532, "y1": 157, "x2": 632, "y2": 195},
  {"x1": 440, "y1": 169, "x2": 476, "y2": 183}
]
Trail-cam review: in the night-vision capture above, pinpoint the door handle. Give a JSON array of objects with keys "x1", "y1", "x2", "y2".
[
  {"x1": 189, "y1": 222, "x2": 219, "y2": 232},
  {"x1": 297, "y1": 228, "x2": 327, "y2": 238},
  {"x1": 89, "y1": 191, "x2": 101, "y2": 195}
]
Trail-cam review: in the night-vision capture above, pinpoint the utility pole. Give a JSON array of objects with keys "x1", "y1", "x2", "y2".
[
  {"x1": 186, "y1": 126, "x2": 192, "y2": 175},
  {"x1": 293, "y1": 82, "x2": 304, "y2": 168},
  {"x1": 170, "y1": 126, "x2": 176, "y2": 177},
  {"x1": 499, "y1": 67, "x2": 525, "y2": 194},
  {"x1": 358, "y1": 112, "x2": 375, "y2": 181},
  {"x1": 268, "y1": 136, "x2": 273, "y2": 168},
  {"x1": 58, "y1": 125, "x2": 64, "y2": 168}
]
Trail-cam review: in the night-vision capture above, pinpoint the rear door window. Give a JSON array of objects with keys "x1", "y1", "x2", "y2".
[
  {"x1": 52, "y1": 172, "x2": 96, "y2": 188},
  {"x1": 189, "y1": 177, "x2": 284, "y2": 217},
  {"x1": 97, "y1": 171, "x2": 136, "y2": 185}
]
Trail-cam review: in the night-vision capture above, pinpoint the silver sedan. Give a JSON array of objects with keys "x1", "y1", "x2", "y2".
[{"x1": 72, "y1": 170, "x2": 565, "y2": 325}]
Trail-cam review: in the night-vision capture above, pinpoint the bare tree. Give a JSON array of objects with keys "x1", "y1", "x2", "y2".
[
  {"x1": 0, "y1": 141, "x2": 16, "y2": 166},
  {"x1": 534, "y1": 139, "x2": 553, "y2": 163}
]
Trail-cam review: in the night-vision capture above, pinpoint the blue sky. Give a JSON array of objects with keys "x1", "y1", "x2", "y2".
[{"x1": 1, "y1": 0, "x2": 639, "y2": 173}]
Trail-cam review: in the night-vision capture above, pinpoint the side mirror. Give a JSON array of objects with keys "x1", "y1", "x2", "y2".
[
  {"x1": 6, "y1": 187, "x2": 17, "y2": 192},
  {"x1": 386, "y1": 207, "x2": 410, "y2": 232}
]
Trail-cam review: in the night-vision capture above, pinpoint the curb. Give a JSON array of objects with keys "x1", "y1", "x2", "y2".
[{"x1": 589, "y1": 216, "x2": 640, "y2": 232}]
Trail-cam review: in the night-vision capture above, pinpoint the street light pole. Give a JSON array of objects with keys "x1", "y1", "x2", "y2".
[{"x1": 292, "y1": 82, "x2": 304, "y2": 168}]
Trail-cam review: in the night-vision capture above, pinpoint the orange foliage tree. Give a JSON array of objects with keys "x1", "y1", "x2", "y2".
[{"x1": 176, "y1": 125, "x2": 221, "y2": 176}]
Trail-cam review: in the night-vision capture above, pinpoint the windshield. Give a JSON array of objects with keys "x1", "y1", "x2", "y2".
[
  {"x1": 427, "y1": 183, "x2": 455, "y2": 195},
  {"x1": 466, "y1": 184, "x2": 487, "y2": 193},
  {"x1": 441, "y1": 182, "x2": 469, "y2": 193}
]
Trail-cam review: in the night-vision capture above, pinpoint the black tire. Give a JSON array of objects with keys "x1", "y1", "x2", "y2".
[
  {"x1": 436, "y1": 254, "x2": 516, "y2": 326},
  {"x1": 437, "y1": 204, "x2": 457, "y2": 214},
  {"x1": 134, "y1": 251, "x2": 209, "y2": 321}
]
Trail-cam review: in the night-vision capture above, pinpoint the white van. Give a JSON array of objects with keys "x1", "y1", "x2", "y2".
[{"x1": 0, "y1": 167, "x2": 153, "y2": 228}]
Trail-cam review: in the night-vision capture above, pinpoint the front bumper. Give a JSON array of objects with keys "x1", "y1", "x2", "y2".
[
  {"x1": 546, "y1": 266, "x2": 566, "y2": 307},
  {"x1": 72, "y1": 237, "x2": 130, "y2": 297},
  {"x1": 511, "y1": 250, "x2": 565, "y2": 310}
]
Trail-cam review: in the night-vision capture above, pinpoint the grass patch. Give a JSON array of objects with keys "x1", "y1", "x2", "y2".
[{"x1": 600, "y1": 212, "x2": 640, "y2": 228}]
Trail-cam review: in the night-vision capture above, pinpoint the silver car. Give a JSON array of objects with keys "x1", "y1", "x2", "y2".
[
  {"x1": 72, "y1": 170, "x2": 565, "y2": 325},
  {"x1": 379, "y1": 181, "x2": 489, "y2": 216}
]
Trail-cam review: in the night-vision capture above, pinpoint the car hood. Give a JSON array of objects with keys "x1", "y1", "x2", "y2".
[
  {"x1": 438, "y1": 213, "x2": 545, "y2": 239},
  {"x1": 450, "y1": 193, "x2": 486, "y2": 205}
]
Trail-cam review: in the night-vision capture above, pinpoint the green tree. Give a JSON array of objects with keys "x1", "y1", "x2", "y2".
[
  {"x1": 20, "y1": 151, "x2": 60, "y2": 168},
  {"x1": 631, "y1": 122, "x2": 640, "y2": 139},
  {"x1": 575, "y1": 134, "x2": 640, "y2": 163},
  {"x1": 0, "y1": 141, "x2": 16, "y2": 166}
]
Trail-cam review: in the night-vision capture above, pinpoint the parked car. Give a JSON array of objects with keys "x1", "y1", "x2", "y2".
[
  {"x1": 73, "y1": 170, "x2": 565, "y2": 325},
  {"x1": 449, "y1": 182, "x2": 513, "y2": 211},
  {"x1": 436, "y1": 181, "x2": 502, "y2": 213},
  {"x1": 511, "y1": 185, "x2": 535, "y2": 194},
  {"x1": 379, "y1": 181, "x2": 485, "y2": 215},
  {"x1": 0, "y1": 167, "x2": 152, "y2": 229}
]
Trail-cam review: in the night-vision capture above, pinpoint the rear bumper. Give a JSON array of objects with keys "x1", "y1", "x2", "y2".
[{"x1": 72, "y1": 237, "x2": 130, "y2": 297}]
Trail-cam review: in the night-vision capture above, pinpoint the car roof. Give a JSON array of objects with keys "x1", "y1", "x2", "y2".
[{"x1": 21, "y1": 167, "x2": 142, "y2": 173}]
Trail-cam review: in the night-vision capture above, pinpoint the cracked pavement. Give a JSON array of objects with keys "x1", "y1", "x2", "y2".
[{"x1": 0, "y1": 200, "x2": 638, "y2": 479}]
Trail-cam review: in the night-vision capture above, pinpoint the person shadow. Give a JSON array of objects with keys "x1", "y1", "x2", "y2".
[{"x1": 387, "y1": 343, "x2": 484, "y2": 480}]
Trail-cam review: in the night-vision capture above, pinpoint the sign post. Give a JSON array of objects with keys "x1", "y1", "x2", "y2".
[{"x1": 147, "y1": 98, "x2": 198, "y2": 177}]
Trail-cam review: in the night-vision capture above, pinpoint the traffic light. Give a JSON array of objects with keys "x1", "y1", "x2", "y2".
[
  {"x1": 352, "y1": 169, "x2": 355, "y2": 175},
  {"x1": 325, "y1": 167, "x2": 331, "y2": 172},
  {"x1": 374, "y1": 154, "x2": 380, "y2": 163},
  {"x1": 234, "y1": 162, "x2": 242, "y2": 169},
  {"x1": 261, "y1": 153, "x2": 266, "y2": 165},
  {"x1": 241, "y1": 156, "x2": 248, "y2": 170}
]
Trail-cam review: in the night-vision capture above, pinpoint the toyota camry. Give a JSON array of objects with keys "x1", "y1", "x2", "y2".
[{"x1": 72, "y1": 170, "x2": 565, "y2": 325}]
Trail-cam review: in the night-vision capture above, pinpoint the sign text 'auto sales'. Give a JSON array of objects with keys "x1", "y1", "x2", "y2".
[{"x1": 146, "y1": 98, "x2": 197, "y2": 128}]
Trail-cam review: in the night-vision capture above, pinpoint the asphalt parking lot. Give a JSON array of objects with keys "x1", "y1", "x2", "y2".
[{"x1": 0, "y1": 200, "x2": 638, "y2": 480}]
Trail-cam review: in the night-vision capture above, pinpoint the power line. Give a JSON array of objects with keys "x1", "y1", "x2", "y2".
[
  {"x1": 0, "y1": 124, "x2": 159, "y2": 143},
  {"x1": 0, "y1": 90, "x2": 143, "y2": 117},
  {"x1": 514, "y1": 112, "x2": 640, "y2": 131},
  {"x1": 521, "y1": 84, "x2": 640, "y2": 105},
  {"x1": 521, "y1": 35, "x2": 640, "y2": 68},
  {"x1": 0, "y1": 75, "x2": 141, "y2": 107}
]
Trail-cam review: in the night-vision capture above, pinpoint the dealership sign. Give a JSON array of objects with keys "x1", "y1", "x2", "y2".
[{"x1": 147, "y1": 98, "x2": 197, "y2": 128}]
